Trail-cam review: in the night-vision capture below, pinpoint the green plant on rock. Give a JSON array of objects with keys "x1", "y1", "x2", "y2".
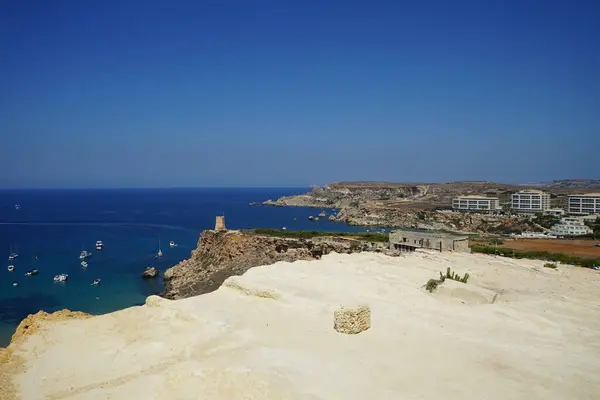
[
  {"x1": 425, "y1": 279, "x2": 441, "y2": 293},
  {"x1": 544, "y1": 263, "x2": 558, "y2": 269},
  {"x1": 443, "y1": 267, "x2": 469, "y2": 283}
]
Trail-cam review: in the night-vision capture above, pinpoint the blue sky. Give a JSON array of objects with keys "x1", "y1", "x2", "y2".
[{"x1": 1, "y1": 0, "x2": 598, "y2": 188}]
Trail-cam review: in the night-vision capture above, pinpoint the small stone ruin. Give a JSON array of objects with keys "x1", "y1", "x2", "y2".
[{"x1": 333, "y1": 304, "x2": 371, "y2": 334}]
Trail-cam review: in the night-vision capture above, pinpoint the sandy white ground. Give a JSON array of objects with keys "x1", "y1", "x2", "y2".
[{"x1": 9, "y1": 251, "x2": 600, "y2": 399}]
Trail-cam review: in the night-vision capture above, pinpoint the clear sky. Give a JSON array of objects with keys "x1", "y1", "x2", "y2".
[{"x1": 1, "y1": 0, "x2": 598, "y2": 188}]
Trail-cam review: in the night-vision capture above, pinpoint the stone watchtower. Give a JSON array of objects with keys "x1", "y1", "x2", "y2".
[{"x1": 215, "y1": 216, "x2": 226, "y2": 231}]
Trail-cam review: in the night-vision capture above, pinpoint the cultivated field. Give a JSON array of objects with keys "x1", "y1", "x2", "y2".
[{"x1": 473, "y1": 237, "x2": 600, "y2": 259}]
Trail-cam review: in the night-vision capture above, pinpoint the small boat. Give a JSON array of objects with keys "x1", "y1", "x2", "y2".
[
  {"x1": 25, "y1": 269, "x2": 39, "y2": 276},
  {"x1": 314, "y1": 217, "x2": 319, "y2": 221},
  {"x1": 169, "y1": 241, "x2": 176, "y2": 248},
  {"x1": 92, "y1": 279, "x2": 101, "y2": 286},
  {"x1": 95, "y1": 241, "x2": 104, "y2": 251},
  {"x1": 282, "y1": 226, "x2": 287, "y2": 230},
  {"x1": 8, "y1": 244, "x2": 18, "y2": 261},
  {"x1": 79, "y1": 250, "x2": 91, "y2": 259},
  {"x1": 8, "y1": 264, "x2": 14, "y2": 272},
  {"x1": 81, "y1": 261, "x2": 88, "y2": 268},
  {"x1": 156, "y1": 239, "x2": 163, "y2": 258},
  {"x1": 53, "y1": 274, "x2": 68, "y2": 282},
  {"x1": 13, "y1": 281, "x2": 18, "y2": 287},
  {"x1": 15, "y1": 204, "x2": 21, "y2": 210},
  {"x1": 308, "y1": 216, "x2": 314, "y2": 221},
  {"x1": 319, "y1": 211, "x2": 326, "y2": 217}
]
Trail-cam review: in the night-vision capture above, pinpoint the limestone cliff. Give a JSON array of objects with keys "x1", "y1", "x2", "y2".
[
  {"x1": 334, "y1": 206, "x2": 541, "y2": 234},
  {"x1": 263, "y1": 182, "x2": 428, "y2": 208},
  {"x1": 4, "y1": 252, "x2": 600, "y2": 399},
  {"x1": 162, "y1": 230, "x2": 390, "y2": 299}
]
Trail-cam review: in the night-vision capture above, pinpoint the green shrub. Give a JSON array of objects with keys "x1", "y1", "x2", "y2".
[
  {"x1": 443, "y1": 267, "x2": 469, "y2": 283},
  {"x1": 425, "y1": 267, "x2": 469, "y2": 293},
  {"x1": 544, "y1": 263, "x2": 558, "y2": 269},
  {"x1": 425, "y1": 279, "x2": 441, "y2": 293}
]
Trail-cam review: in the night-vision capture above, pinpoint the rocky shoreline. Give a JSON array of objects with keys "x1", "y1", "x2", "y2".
[
  {"x1": 259, "y1": 182, "x2": 552, "y2": 235},
  {"x1": 162, "y1": 229, "x2": 394, "y2": 300}
]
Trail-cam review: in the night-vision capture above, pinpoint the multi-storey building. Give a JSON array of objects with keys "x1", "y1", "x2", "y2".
[
  {"x1": 511, "y1": 190, "x2": 551, "y2": 213},
  {"x1": 452, "y1": 196, "x2": 499, "y2": 212},
  {"x1": 567, "y1": 194, "x2": 600, "y2": 215},
  {"x1": 550, "y1": 217, "x2": 593, "y2": 237}
]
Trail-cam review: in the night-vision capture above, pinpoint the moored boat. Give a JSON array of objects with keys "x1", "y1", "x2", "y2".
[
  {"x1": 95, "y1": 241, "x2": 104, "y2": 251},
  {"x1": 53, "y1": 273, "x2": 68, "y2": 282},
  {"x1": 79, "y1": 250, "x2": 91, "y2": 259},
  {"x1": 81, "y1": 261, "x2": 88, "y2": 268},
  {"x1": 8, "y1": 264, "x2": 15, "y2": 272},
  {"x1": 25, "y1": 269, "x2": 39, "y2": 276}
]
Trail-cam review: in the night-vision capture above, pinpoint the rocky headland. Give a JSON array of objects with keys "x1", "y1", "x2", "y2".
[
  {"x1": 162, "y1": 229, "x2": 392, "y2": 300},
  {"x1": 260, "y1": 181, "x2": 599, "y2": 234},
  {"x1": 3, "y1": 250, "x2": 600, "y2": 399}
]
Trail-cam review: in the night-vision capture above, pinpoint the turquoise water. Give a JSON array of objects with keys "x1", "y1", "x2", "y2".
[{"x1": 0, "y1": 188, "x2": 372, "y2": 346}]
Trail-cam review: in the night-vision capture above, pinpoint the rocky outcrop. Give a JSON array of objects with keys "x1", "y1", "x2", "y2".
[
  {"x1": 262, "y1": 183, "x2": 428, "y2": 208},
  {"x1": 162, "y1": 230, "x2": 392, "y2": 300},
  {"x1": 4, "y1": 252, "x2": 600, "y2": 399},
  {"x1": 142, "y1": 267, "x2": 159, "y2": 278},
  {"x1": 10, "y1": 310, "x2": 92, "y2": 345},
  {"x1": 334, "y1": 206, "x2": 539, "y2": 234}
]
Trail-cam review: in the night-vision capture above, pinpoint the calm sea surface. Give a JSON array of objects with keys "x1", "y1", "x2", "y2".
[{"x1": 0, "y1": 188, "x2": 372, "y2": 346}]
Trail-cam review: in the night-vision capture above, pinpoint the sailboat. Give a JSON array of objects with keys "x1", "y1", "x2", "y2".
[
  {"x1": 156, "y1": 239, "x2": 163, "y2": 258},
  {"x1": 8, "y1": 244, "x2": 19, "y2": 261}
]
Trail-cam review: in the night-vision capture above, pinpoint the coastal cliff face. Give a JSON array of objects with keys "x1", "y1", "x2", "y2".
[
  {"x1": 334, "y1": 206, "x2": 539, "y2": 234},
  {"x1": 162, "y1": 230, "x2": 390, "y2": 299},
  {"x1": 263, "y1": 183, "x2": 429, "y2": 208},
  {"x1": 4, "y1": 252, "x2": 600, "y2": 399}
]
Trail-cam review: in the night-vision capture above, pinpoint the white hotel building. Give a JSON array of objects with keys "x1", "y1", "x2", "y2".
[
  {"x1": 511, "y1": 190, "x2": 551, "y2": 213},
  {"x1": 568, "y1": 194, "x2": 600, "y2": 215},
  {"x1": 452, "y1": 196, "x2": 500, "y2": 212}
]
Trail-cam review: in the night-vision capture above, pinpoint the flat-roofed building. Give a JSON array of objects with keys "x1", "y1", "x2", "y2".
[
  {"x1": 452, "y1": 196, "x2": 499, "y2": 212},
  {"x1": 550, "y1": 217, "x2": 593, "y2": 237},
  {"x1": 511, "y1": 190, "x2": 551, "y2": 213},
  {"x1": 389, "y1": 230, "x2": 470, "y2": 253},
  {"x1": 568, "y1": 193, "x2": 600, "y2": 215}
]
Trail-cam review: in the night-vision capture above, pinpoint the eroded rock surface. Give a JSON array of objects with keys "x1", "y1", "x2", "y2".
[{"x1": 162, "y1": 230, "x2": 391, "y2": 299}]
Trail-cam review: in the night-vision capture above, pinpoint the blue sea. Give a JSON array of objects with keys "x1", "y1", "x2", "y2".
[{"x1": 0, "y1": 188, "x2": 370, "y2": 346}]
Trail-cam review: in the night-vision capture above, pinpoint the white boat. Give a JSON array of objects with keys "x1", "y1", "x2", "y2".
[
  {"x1": 282, "y1": 226, "x2": 287, "y2": 230},
  {"x1": 81, "y1": 261, "x2": 88, "y2": 268},
  {"x1": 15, "y1": 204, "x2": 21, "y2": 210},
  {"x1": 169, "y1": 241, "x2": 176, "y2": 248},
  {"x1": 13, "y1": 281, "x2": 18, "y2": 287},
  {"x1": 156, "y1": 239, "x2": 163, "y2": 258},
  {"x1": 92, "y1": 279, "x2": 101, "y2": 286},
  {"x1": 25, "y1": 269, "x2": 39, "y2": 276},
  {"x1": 8, "y1": 245, "x2": 18, "y2": 261},
  {"x1": 79, "y1": 250, "x2": 91, "y2": 259},
  {"x1": 8, "y1": 264, "x2": 15, "y2": 272},
  {"x1": 53, "y1": 274, "x2": 68, "y2": 282},
  {"x1": 95, "y1": 241, "x2": 104, "y2": 251}
]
